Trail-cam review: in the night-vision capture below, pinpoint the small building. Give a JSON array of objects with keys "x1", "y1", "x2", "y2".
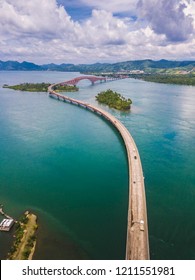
[{"x1": 0, "y1": 219, "x2": 14, "y2": 231}]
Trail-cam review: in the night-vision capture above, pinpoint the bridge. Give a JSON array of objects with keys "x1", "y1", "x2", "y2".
[
  {"x1": 60, "y1": 75, "x2": 126, "y2": 86},
  {"x1": 48, "y1": 78, "x2": 150, "y2": 260},
  {"x1": 61, "y1": 75, "x2": 106, "y2": 86}
]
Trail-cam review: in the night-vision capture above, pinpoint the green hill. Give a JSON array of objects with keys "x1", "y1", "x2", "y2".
[{"x1": 1, "y1": 59, "x2": 195, "y2": 73}]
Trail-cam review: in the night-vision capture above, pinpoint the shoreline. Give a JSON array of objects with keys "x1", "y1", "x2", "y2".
[{"x1": 7, "y1": 211, "x2": 38, "y2": 260}]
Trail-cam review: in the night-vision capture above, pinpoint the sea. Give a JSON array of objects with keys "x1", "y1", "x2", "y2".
[{"x1": 0, "y1": 71, "x2": 195, "y2": 260}]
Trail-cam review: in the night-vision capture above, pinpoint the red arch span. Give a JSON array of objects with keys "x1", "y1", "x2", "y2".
[{"x1": 61, "y1": 76, "x2": 106, "y2": 86}]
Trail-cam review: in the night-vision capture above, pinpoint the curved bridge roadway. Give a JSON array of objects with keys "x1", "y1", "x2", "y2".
[{"x1": 48, "y1": 77, "x2": 150, "y2": 260}]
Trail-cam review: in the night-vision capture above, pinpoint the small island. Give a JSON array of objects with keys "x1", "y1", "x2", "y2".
[
  {"x1": 7, "y1": 211, "x2": 38, "y2": 260},
  {"x1": 53, "y1": 84, "x2": 78, "y2": 92},
  {"x1": 3, "y1": 82, "x2": 50, "y2": 92},
  {"x1": 3, "y1": 83, "x2": 79, "y2": 92},
  {"x1": 96, "y1": 89, "x2": 132, "y2": 110}
]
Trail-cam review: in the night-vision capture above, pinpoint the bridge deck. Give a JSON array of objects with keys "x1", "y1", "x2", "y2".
[{"x1": 48, "y1": 81, "x2": 149, "y2": 260}]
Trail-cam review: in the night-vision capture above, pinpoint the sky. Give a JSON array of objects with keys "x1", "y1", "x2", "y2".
[{"x1": 0, "y1": 0, "x2": 195, "y2": 64}]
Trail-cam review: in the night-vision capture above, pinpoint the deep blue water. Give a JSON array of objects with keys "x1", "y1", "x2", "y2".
[{"x1": 0, "y1": 71, "x2": 195, "y2": 259}]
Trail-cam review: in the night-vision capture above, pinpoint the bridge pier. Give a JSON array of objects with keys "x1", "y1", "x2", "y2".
[{"x1": 79, "y1": 104, "x2": 87, "y2": 109}]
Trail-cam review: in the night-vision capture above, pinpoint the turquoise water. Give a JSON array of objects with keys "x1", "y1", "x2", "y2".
[{"x1": 0, "y1": 71, "x2": 195, "y2": 259}]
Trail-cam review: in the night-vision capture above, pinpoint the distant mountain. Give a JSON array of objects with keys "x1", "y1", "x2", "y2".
[
  {"x1": 0, "y1": 59, "x2": 195, "y2": 72},
  {"x1": 41, "y1": 62, "x2": 112, "y2": 72},
  {"x1": 0, "y1": 60, "x2": 42, "y2": 71}
]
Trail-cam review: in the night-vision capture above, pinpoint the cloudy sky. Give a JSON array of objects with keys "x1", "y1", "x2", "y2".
[{"x1": 0, "y1": 0, "x2": 195, "y2": 64}]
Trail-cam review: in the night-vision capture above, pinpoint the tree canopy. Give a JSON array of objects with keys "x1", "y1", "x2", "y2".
[
  {"x1": 96, "y1": 89, "x2": 132, "y2": 111},
  {"x1": 3, "y1": 83, "x2": 79, "y2": 92}
]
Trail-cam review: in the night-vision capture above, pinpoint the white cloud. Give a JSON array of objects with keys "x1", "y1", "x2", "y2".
[
  {"x1": 0, "y1": 0, "x2": 195, "y2": 63},
  {"x1": 137, "y1": 0, "x2": 194, "y2": 42},
  {"x1": 80, "y1": 0, "x2": 138, "y2": 13},
  {"x1": 0, "y1": 0, "x2": 76, "y2": 39}
]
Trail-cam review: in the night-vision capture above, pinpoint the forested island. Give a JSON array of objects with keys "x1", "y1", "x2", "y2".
[
  {"x1": 3, "y1": 82, "x2": 50, "y2": 92},
  {"x1": 3, "y1": 83, "x2": 78, "y2": 92},
  {"x1": 129, "y1": 74, "x2": 195, "y2": 86},
  {"x1": 53, "y1": 84, "x2": 78, "y2": 92},
  {"x1": 7, "y1": 211, "x2": 38, "y2": 260},
  {"x1": 96, "y1": 89, "x2": 132, "y2": 110}
]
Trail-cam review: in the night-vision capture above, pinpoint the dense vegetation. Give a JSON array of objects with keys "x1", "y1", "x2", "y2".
[
  {"x1": 3, "y1": 82, "x2": 50, "y2": 92},
  {"x1": 7, "y1": 212, "x2": 38, "y2": 260},
  {"x1": 53, "y1": 84, "x2": 78, "y2": 92},
  {"x1": 96, "y1": 89, "x2": 132, "y2": 110},
  {"x1": 3, "y1": 83, "x2": 79, "y2": 92},
  {"x1": 130, "y1": 74, "x2": 195, "y2": 86}
]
